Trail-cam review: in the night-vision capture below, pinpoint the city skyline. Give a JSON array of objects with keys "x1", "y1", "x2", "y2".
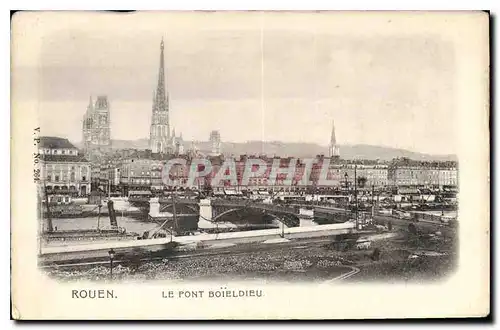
[
  {"x1": 17, "y1": 12, "x2": 457, "y2": 155},
  {"x1": 13, "y1": 12, "x2": 488, "y2": 318}
]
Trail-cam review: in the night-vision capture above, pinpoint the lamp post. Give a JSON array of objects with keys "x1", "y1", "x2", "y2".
[
  {"x1": 371, "y1": 184, "x2": 375, "y2": 218},
  {"x1": 344, "y1": 172, "x2": 349, "y2": 218},
  {"x1": 108, "y1": 248, "x2": 115, "y2": 280},
  {"x1": 354, "y1": 164, "x2": 358, "y2": 230},
  {"x1": 108, "y1": 167, "x2": 111, "y2": 199},
  {"x1": 344, "y1": 172, "x2": 349, "y2": 192},
  {"x1": 97, "y1": 202, "x2": 102, "y2": 231},
  {"x1": 171, "y1": 195, "x2": 177, "y2": 243},
  {"x1": 438, "y1": 168, "x2": 444, "y2": 217}
]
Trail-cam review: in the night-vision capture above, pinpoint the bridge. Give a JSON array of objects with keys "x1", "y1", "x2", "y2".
[
  {"x1": 156, "y1": 198, "x2": 346, "y2": 230},
  {"x1": 206, "y1": 199, "x2": 311, "y2": 228},
  {"x1": 147, "y1": 197, "x2": 450, "y2": 233},
  {"x1": 128, "y1": 196, "x2": 352, "y2": 229}
]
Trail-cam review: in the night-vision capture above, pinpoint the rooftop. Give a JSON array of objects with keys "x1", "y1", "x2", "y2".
[
  {"x1": 39, "y1": 137, "x2": 77, "y2": 150},
  {"x1": 41, "y1": 154, "x2": 89, "y2": 163}
]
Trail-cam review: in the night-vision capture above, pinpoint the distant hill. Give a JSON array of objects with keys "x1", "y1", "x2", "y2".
[
  {"x1": 335, "y1": 144, "x2": 456, "y2": 162},
  {"x1": 216, "y1": 142, "x2": 456, "y2": 161},
  {"x1": 74, "y1": 139, "x2": 456, "y2": 161}
]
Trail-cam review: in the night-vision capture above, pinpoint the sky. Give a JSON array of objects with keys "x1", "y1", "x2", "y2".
[{"x1": 14, "y1": 12, "x2": 457, "y2": 155}]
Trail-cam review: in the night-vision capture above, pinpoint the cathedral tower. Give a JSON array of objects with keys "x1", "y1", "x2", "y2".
[
  {"x1": 149, "y1": 38, "x2": 171, "y2": 154},
  {"x1": 209, "y1": 130, "x2": 222, "y2": 156},
  {"x1": 82, "y1": 96, "x2": 94, "y2": 151},
  {"x1": 94, "y1": 96, "x2": 111, "y2": 150},
  {"x1": 82, "y1": 95, "x2": 111, "y2": 159}
]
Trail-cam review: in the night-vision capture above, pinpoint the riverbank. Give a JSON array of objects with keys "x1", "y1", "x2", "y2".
[{"x1": 43, "y1": 227, "x2": 456, "y2": 283}]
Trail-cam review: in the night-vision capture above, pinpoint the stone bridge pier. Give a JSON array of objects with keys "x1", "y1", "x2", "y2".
[
  {"x1": 298, "y1": 208, "x2": 317, "y2": 227},
  {"x1": 149, "y1": 197, "x2": 161, "y2": 218},
  {"x1": 198, "y1": 198, "x2": 214, "y2": 228}
]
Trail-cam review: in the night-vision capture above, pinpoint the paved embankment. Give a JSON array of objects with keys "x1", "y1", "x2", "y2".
[
  {"x1": 40, "y1": 235, "x2": 345, "y2": 268},
  {"x1": 39, "y1": 223, "x2": 357, "y2": 265}
]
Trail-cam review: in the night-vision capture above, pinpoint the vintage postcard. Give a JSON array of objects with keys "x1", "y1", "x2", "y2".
[{"x1": 11, "y1": 11, "x2": 489, "y2": 320}]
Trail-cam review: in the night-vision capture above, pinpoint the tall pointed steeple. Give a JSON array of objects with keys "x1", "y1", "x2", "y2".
[
  {"x1": 149, "y1": 37, "x2": 171, "y2": 154},
  {"x1": 155, "y1": 37, "x2": 167, "y2": 114},
  {"x1": 172, "y1": 127, "x2": 176, "y2": 138},
  {"x1": 151, "y1": 90, "x2": 156, "y2": 113},
  {"x1": 329, "y1": 120, "x2": 339, "y2": 158},
  {"x1": 330, "y1": 120, "x2": 336, "y2": 145}
]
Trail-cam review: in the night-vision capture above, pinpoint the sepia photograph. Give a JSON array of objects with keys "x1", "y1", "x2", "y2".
[{"x1": 10, "y1": 10, "x2": 489, "y2": 319}]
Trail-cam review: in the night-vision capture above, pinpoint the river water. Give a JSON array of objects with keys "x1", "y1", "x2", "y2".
[
  {"x1": 50, "y1": 213, "x2": 278, "y2": 237},
  {"x1": 51, "y1": 216, "x2": 158, "y2": 235}
]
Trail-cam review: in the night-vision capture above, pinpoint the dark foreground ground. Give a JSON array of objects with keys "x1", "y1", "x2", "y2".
[{"x1": 45, "y1": 229, "x2": 457, "y2": 283}]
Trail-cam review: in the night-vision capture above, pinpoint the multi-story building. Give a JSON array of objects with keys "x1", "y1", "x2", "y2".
[
  {"x1": 388, "y1": 159, "x2": 458, "y2": 187},
  {"x1": 119, "y1": 158, "x2": 162, "y2": 196},
  {"x1": 97, "y1": 159, "x2": 123, "y2": 195},
  {"x1": 95, "y1": 150, "x2": 458, "y2": 195},
  {"x1": 156, "y1": 154, "x2": 192, "y2": 188},
  {"x1": 336, "y1": 164, "x2": 389, "y2": 188},
  {"x1": 82, "y1": 95, "x2": 112, "y2": 159},
  {"x1": 439, "y1": 168, "x2": 459, "y2": 186},
  {"x1": 116, "y1": 152, "x2": 186, "y2": 196},
  {"x1": 171, "y1": 129, "x2": 185, "y2": 155},
  {"x1": 38, "y1": 136, "x2": 91, "y2": 201},
  {"x1": 90, "y1": 165, "x2": 102, "y2": 192},
  {"x1": 388, "y1": 166, "x2": 427, "y2": 186}
]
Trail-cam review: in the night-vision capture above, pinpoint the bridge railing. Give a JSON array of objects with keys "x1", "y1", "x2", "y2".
[
  {"x1": 211, "y1": 199, "x2": 298, "y2": 214},
  {"x1": 129, "y1": 196, "x2": 200, "y2": 205},
  {"x1": 255, "y1": 203, "x2": 298, "y2": 215}
]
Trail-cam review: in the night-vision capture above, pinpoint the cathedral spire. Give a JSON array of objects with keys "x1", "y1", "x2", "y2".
[
  {"x1": 330, "y1": 119, "x2": 336, "y2": 145},
  {"x1": 151, "y1": 90, "x2": 156, "y2": 113},
  {"x1": 172, "y1": 127, "x2": 176, "y2": 138},
  {"x1": 166, "y1": 89, "x2": 169, "y2": 109},
  {"x1": 149, "y1": 37, "x2": 171, "y2": 154},
  {"x1": 155, "y1": 37, "x2": 167, "y2": 112}
]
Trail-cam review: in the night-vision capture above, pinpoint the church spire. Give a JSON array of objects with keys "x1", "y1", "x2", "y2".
[
  {"x1": 329, "y1": 119, "x2": 339, "y2": 158},
  {"x1": 149, "y1": 38, "x2": 171, "y2": 154},
  {"x1": 155, "y1": 37, "x2": 167, "y2": 113},
  {"x1": 151, "y1": 90, "x2": 156, "y2": 113},
  {"x1": 330, "y1": 120, "x2": 336, "y2": 145}
]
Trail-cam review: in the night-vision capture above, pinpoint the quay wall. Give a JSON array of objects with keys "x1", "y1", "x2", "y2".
[{"x1": 40, "y1": 223, "x2": 356, "y2": 263}]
